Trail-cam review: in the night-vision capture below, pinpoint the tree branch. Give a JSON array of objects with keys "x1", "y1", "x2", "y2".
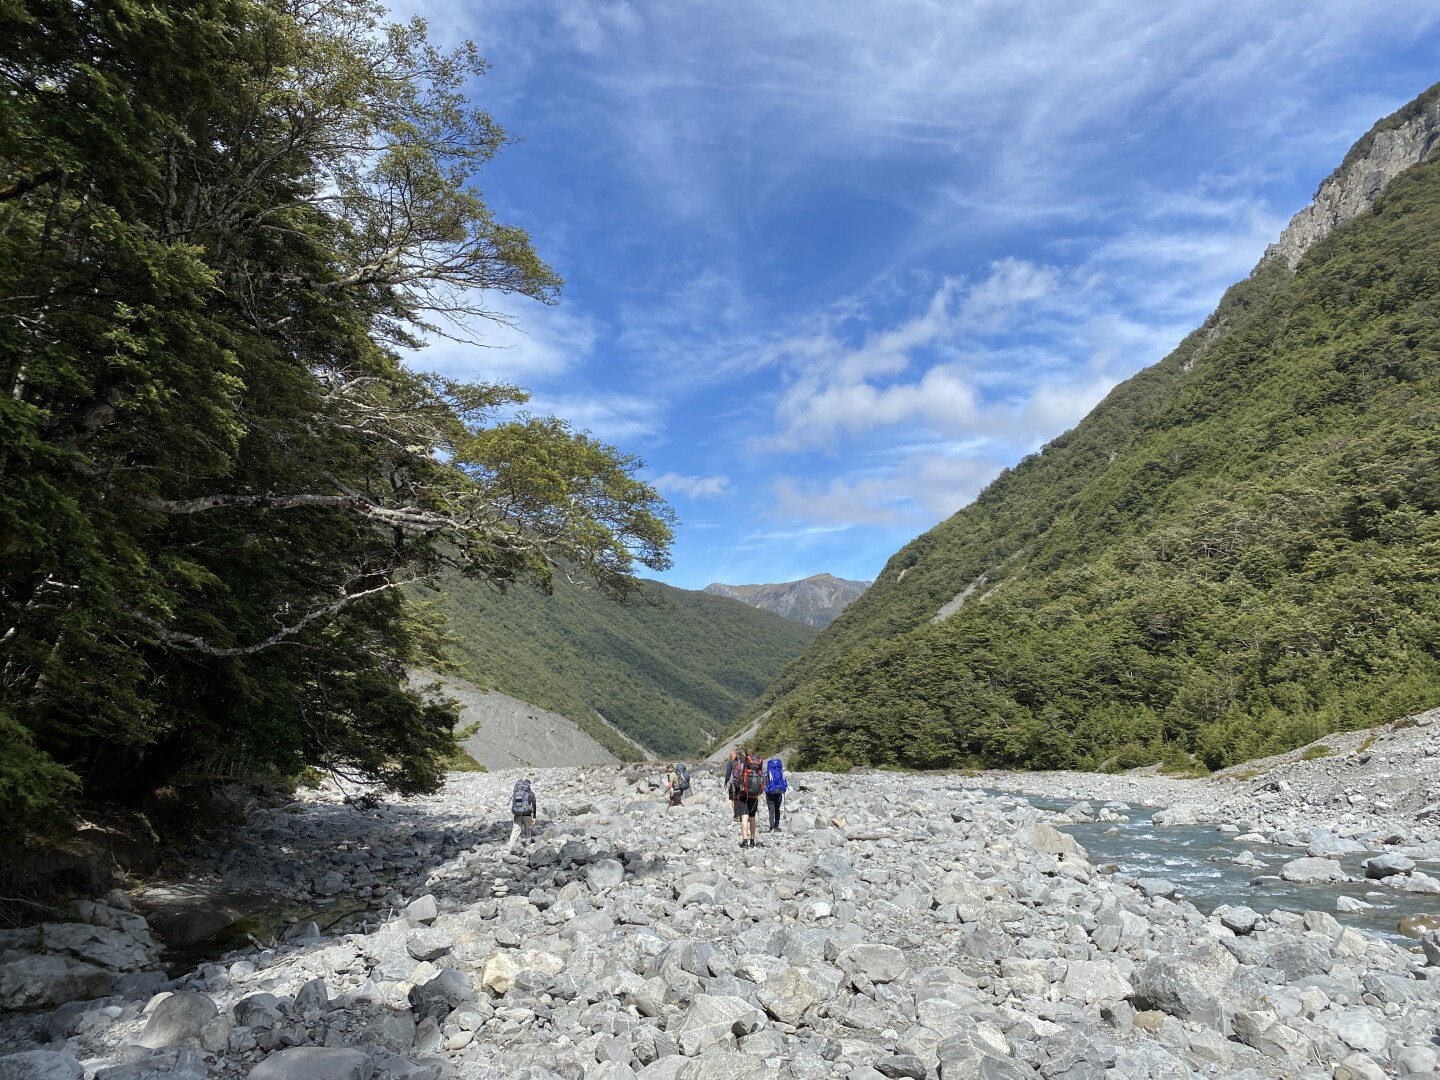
[{"x1": 123, "y1": 578, "x2": 404, "y2": 657}]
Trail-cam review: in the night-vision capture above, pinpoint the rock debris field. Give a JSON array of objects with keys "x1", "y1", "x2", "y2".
[{"x1": 4, "y1": 718, "x2": 1440, "y2": 1080}]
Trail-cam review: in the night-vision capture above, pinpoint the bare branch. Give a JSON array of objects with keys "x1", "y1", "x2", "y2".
[{"x1": 123, "y1": 578, "x2": 404, "y2": 656}]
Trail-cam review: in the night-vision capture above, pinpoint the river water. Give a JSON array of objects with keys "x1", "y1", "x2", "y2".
[{"x1": 988, "y1": 790, "x2": 1439, "y2": 944}]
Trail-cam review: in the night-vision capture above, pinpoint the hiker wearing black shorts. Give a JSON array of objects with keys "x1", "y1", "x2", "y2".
[
  {"x1": 731, "y1": 749, "x2": 763, "y2": 848},
  {"x1": 764, "y1": 757, "x2": 788, "y2": 832}
]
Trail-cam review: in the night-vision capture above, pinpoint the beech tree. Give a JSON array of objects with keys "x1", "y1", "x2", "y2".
[{"x1": 0, "y1": 0, "x2": 673, "y2": 829}]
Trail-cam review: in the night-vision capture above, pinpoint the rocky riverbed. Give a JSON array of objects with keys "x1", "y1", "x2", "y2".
[{"x1": 2, "y1": 744, "x2": 1439, "y2": 1079}]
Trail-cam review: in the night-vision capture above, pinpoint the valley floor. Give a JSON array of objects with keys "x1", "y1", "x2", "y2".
[{"x1": 2, "y1": 717, "x2": 1439, "y2": 1079}]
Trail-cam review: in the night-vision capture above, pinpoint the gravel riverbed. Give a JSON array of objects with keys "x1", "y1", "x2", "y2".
[{"x1": 2, "y1": 712, "x2": 1439, "y2": 1080}]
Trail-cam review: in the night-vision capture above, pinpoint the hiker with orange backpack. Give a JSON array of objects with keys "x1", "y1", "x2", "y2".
[{"x1": 731, "y1": 749, "x2": 764, "y2": 848}]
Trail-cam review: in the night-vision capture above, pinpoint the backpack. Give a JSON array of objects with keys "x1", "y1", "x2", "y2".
[
  {"x1": 765, "y1": 758, "x2": 788, "y2": 795},
  {"x1": 674, "y1": 763, "x2": 691, "y2": 792},
  {"x1": 739, "y1": 755, "x2": 763, "y2": 798},
  {"x1": 511, "y1": 779, "x2": 535, "y2": 816}
]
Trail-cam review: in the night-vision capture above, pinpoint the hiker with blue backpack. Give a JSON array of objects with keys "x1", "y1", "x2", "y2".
[
  {"x1": 510, "y1": 777, "x2": 537, "y2": 846},
  {"x1": 764, "y1": 757, "x2": 788, "y2": 832}
]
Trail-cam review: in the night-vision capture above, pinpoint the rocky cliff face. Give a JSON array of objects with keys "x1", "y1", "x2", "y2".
[
  {"x1": 703, "y1": 573, "x2": 870, "y2": 629},
  {"x1": 1266, "y1": 89, "x2": 1440, "y2": 269}
]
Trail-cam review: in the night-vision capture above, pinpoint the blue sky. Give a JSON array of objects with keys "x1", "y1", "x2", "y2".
[{"x1": 395, "y1": 0, "x2": 1440, "y2": 590}]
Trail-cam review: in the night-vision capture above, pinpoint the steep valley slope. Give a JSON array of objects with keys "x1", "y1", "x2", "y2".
[
  {"x1": 424, "y1": 573, "x2": 818, "y2": 760},
  {"x1": 750, "y1": 82, "x2": 1440, "y2": 773}
]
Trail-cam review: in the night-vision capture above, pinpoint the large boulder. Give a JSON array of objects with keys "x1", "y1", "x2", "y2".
[
  {"x1": 0, "y1": 954, "x2": 114, "y2": 1010},
  {"x1": 1062, "y1": 960, "x2": 1133, "y2": 1005},
  {"x1": 835, "y1": 943, "x2": 908, "y2": 984},
  {"x1": 137, "y1": 992, "x2": 220, "y2": 1049},
  {"x1": 1363, "y1": 852, "x2": 1415, "y2": 879},
  {"x1": 673, "y1": 994, "x2": 763, "y2": 1055},
  {"x1": 0, "y1": 1050, "x2": 85, "y2": 1080},
  {"x1": 1132, "y1": 942, "x2": 1237, "y2": 1030},
  {"x1": 40, "y1": 921, "x2": 157, "y2": 971},
  {"x1": 1025, "y1": 823, "x2": 1083, "y2": 858},
  {"x1": 1279, "y1": 857, "x2": 1348, "y2": 884},
  {"x1": 247, "y1": 1047, "x2": 369, "y2": 1080}
]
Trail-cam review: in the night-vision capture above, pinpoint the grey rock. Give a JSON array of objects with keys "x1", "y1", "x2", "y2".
[
  {"x1": 1135, "y1": 878, "x2": 1176, "y2": 899},
  {"x1": 0, "y1": 953, "x2": 114, "y2": 1009},
  {"x1": 234, "y1": 993, "x2": 284, "y2": 1028},
  {"x1": 1216, "y1": 904, "x2": 1260, "y2": 934},
  {"x1": 1423, "y1": 930, "x2": 1440, "y2": 966},
  {"x1": 1305, "y1": 830, "x2": 1366, "y2": 858},
  {"x1": 1232, "y1": 1010, "x2": 1311, "y2": 1064},
  {"x1": 1267, "y1": 940, "x2": 1332, "y2": 981},
  {"x1": 39, "y1": 921, "x2": 157, "y2": 971},
  {"x1": 1132, "y1": 942, "x2": 1236, "y2": 1029},
  {"x1": 809, "y1": 852, "x2": 854, "y2": 879},
  {"x1": 405, "y1": 928, "x2": 451, "y2": 961},
  {"x1": 138, "y1": 991, "x2": 218, "y2": 1049},
  {"x1": 1150, "y1": 805, "x2": 1198, "y2": 827},
  {"x1": 1267, "y1": 94, "x2": 1440, "y2": 269},
  {"x1": 0, "y1": 1050, "x2": 84, "y2": 1080},
  {"x1": 1363, "y1": 852, "x2": 1415, "y2": 878},
  {"x1": 403, "y1": 895, "x2": 438, "y2": 926},
  {"x1": 1336, "y1": 1053, "x2": 1388, "y2": 1080},
  {"x1": 673, "y1": 994, "x2": 764, "y2": 1055},
  {"x1": 835, "y1": 942, "x2": 907, "y2": 984},
  {"x1": 1394, "y1": 1045, "x2": 1440, "y2": 1075},
  {"x1": 874, "y1": 1054, "x2": 927, "y2": 1079},
  {"x1": 247, "y1": 1047, "x2": 369, "y2": 1080},
  {"x1": 1061, "y1": 960, "x2": 1132, "y2": 1005},
  {"x1": 294, "y1": 977, "x2": 329, "y2": 1012},
  {"x1": 1318, "y1": 1008, "x2": 1388, "y2": 1055},
  {"x1": 1279, "y1": 856, "x2": 1348, "y2": 883},
  {"x1": 586, "y1": 858, "x2": 625, "y2": 890}
]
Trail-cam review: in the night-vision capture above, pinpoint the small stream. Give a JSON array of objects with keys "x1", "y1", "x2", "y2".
[{"x1": 991, "y1": 791, "x2": 1440, "y2": 944}]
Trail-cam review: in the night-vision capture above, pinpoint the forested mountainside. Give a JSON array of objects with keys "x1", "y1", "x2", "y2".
[
  {"x1": 427, "y1": 574, "x2": 818, "y2": 759},
  {"x1": 751, "y1": 87, "x2": 1440, "y2": 773},
  {"x1": 703, "y1": 574, "x2": 871, "y2": 628}
]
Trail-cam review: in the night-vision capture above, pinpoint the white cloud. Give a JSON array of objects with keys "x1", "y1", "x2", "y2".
[
  {"x1": 523, "y1": 390, "x2": 663, "y2": 442},
  {"x1": 650, "y1": 472, "x2": 732, "y2": 499},
  {"x1": 405, "y1": 305, "x2": 600, "y2": 383},
  {"x1": 770, "y1": 451, "x2": 1003, "y2": 528}
]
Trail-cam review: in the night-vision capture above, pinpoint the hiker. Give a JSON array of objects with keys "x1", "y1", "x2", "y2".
[
  {"x1": 731, "y1": 748, "x2": 764, "y2": 848},
  {"x1": 723, "y1": 750, "x2": 741, "y2": 821},
  {"x1": 764, "y1": 756, "x2": 788, "y2": 832},
  {"x1": 509, "y1": 777, "x2": 537, "y2": 846},
  {"x1": 663, "y1": 762, "x2": 690, "y2": 811}
]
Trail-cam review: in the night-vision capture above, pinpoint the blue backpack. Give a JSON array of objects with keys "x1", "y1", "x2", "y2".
[{"x1": 764, "y1": 758, "x2": 788, "y2": 794}]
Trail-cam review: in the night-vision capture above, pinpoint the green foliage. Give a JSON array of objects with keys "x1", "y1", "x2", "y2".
[
  {"x1": 430, "y1": 574, "x2": 818, "y2": 757},
  {"x1": 754, "y1": 118, "x2": 1440, "y2": 774},
  {"x1": 0, "y1": 0, "x2": 671, "y2": 833},
  {"x1": 1300, "y1": 744, "x2": 1335, "y2": 761}
]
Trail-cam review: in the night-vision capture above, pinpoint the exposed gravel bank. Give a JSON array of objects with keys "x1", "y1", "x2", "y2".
[{"x1": 3, "y1": 756, "x2": 1438, "y2": 1080}]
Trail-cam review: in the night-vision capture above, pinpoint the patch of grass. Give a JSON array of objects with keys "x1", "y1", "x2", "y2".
[
  {"x1": 1232, "y1": 766, "x2": 1268, "y2": 781},
  {"x1": 1357, "y1": 734, "x2": 1377, "y2": 754},
  {"x1": 1300, "y1": 744, "x2": 1334, "y2": 761},
  {"x1": 1158, "y1": 753, "x2": 1211, "y2": 778},
  {"x1": 442, "y1": 746, "x2": 487, "y2": 773}
]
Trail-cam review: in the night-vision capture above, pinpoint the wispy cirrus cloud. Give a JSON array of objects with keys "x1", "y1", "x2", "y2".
[{"x1": 649, "y1": 472, "x2": 732, "y2": 499}]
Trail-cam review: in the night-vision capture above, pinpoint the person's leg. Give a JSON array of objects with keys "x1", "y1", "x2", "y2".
[
  {"x1": 766, "y1": 793, "x2": 779, "y2": 831},
  {"x1": 509, "y1": 815, "x2": 522, "y2": 846}
]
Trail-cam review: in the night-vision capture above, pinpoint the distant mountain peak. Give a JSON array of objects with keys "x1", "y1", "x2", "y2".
[{"x1": 703, "y1": 574, "x2": 870, "y2": 629}]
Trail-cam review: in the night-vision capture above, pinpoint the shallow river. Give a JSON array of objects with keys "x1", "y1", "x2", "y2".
[{"x1": 988, "y1": 790, "x2": 1439, "y2": 944}]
